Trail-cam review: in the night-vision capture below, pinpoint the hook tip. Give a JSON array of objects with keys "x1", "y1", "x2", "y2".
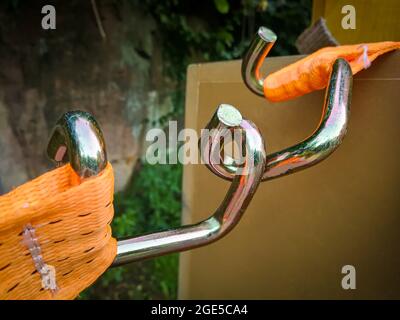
[
  {"x1": 257, "y1": 27, "x2": 277, "y2": 43},
  {"x1": 47, "y1": 110, "x2": 107, "y2": 179},
  {"x1": 217, "y1": 104, "x2": 243, "y2": 127}
]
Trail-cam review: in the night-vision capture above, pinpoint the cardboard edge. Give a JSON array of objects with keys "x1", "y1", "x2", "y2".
[{"x1": 177, "y1": 64, "x2": 200, "y2": 300}]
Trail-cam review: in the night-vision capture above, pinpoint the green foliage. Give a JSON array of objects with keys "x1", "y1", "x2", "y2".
[
  {"x1": 79, "y1": 162, "x2": 182, "y2": 300},
  {"x1": 214, "y1": 0, "x2": 230, "y2": 14},
  {"x1": 133, "y1": 0, "x2": 311, "y2": 85}
]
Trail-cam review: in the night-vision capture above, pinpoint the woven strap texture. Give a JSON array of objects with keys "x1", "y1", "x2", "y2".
[
  {"x1": 0, "y1": 163, "x2": 116, "y2": 300},
  {"x1": 264, "y1": 41, "x2": 400, "y2": 102}
]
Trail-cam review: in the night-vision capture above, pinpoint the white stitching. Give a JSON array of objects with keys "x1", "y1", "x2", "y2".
[
  {"x1": 22, "y1": 224, "x2": 58, "y2": 293},
  {"x1": 358, "y1": 45, "x2": 371, "y2": 69}
]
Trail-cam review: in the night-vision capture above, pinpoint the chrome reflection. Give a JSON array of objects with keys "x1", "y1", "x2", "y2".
[{"x1": 205, "y1": 58, "x2": 353, "y2": 181}]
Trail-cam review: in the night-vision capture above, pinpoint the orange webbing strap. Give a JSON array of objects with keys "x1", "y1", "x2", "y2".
[
  {"x1": 264, "y1": 41, "x2": 400, "y2": 102},
  {"x1": 0, "y1": 163, "x2": 116, "y2": 300}
]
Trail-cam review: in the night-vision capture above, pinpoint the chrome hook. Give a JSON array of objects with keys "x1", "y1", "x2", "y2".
[
  {"x1": 207, "y1": 58, "x2": 353, "y2": 181},
  {"x1": 242, "y1": 26, "x2": 277, "y2": 96},
  {"x1": 47, "y1": 105, "x2": 267, "y2": 267},
  {"x1": 47, "y1": 111, "x2": 107, "y2": 179}
]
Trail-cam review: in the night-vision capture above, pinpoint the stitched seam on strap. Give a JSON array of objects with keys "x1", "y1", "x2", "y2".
[
  {"x1": 22, "y1": 224, "x2": 58, "y2": 294},
  {"x1": 358, "y1": 44, "x2": 371, "y2": 69}
]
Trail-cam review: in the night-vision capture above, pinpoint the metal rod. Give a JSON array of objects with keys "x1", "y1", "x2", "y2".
[
  {"x1": 205, "y1": 58, "x2": 353, "y2": 181},
  {"x1": 241, "y1": 26, "x2": 277, "y2": 96},
  {"x1": 112, "y1": 105, "x2": 266, "y2": 266},
  {"x1": 47, "y1": 105, "x2": 267, "y2": 267}
]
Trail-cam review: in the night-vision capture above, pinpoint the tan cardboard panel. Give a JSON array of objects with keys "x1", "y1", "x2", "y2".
[
  {"x1": 312, "y1": 0, "x2": 400, "y2": 44},
  {"x1": 179, "y1": 51, "x2": 400, "y2": 299}
]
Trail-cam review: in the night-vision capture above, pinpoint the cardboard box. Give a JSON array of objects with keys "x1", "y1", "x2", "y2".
[
  {"x1": 312, "y1": 0, "x2": 400, "y2": 44},
  {"x1": 179, "y1": 51, "x2": 400, "y2": 299}
]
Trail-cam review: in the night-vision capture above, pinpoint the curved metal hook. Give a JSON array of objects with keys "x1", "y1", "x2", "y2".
[
  {"x1": 47, "y1": 106, "x2": 267, "y2": 267},
  {"x1": 206, "y1": 58, "x2": 353, "y2": 181},
  {"x1": 241, "y1": 26, "x2": 277, "y2": 96},
  {"x1": 113, "y1": 105, "x2": 266, "y2": 266},
  {"x1": 47, "y1": 111, "x2": 107, "y2": 179}
]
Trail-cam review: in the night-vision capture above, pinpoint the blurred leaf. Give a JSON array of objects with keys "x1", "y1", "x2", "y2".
[
  {"x1": 258, "y1": 0, "x2": 268, "y2": 12},
  {"x1": 214, "y1": 0, "x2": 229, "y2": 14}
]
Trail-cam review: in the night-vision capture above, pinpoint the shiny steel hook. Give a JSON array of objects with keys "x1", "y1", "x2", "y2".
[
  {"x1": 235, "y1": 26, "x2": 353, "y2": 181},
  {"x1": 206, "y1": 58, "x2": 353, "y2": 181},
  {"x1": 47, "y1": 111, "x2": 107, "y2": 179},
  {"x1": 114, "y1": 106, "x2": 266, "y2": 266},
  {"x1": 242, "y1": 26, "x2": 277, "y2": 96},
  {"x1": 47, "y1": 105, "x2": 267, "y2": 267}
]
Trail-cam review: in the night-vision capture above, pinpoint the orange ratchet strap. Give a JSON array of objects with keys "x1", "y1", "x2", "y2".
[
  {"x1": 0, "y1": 163, "x2": 116, "y2": 300},
  {"x1": 264, "y1": 41, "x2": 400, "y2": 102}
]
